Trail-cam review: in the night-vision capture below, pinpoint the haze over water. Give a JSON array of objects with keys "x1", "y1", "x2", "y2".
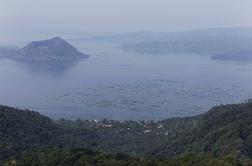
[{"x1": 0, "y1": 40, "x2": 252, "y2": 120}]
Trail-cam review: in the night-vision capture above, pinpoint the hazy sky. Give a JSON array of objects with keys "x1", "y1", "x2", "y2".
[{"x1": 1, "y1": 0, "x2": 252, "y2": 44}]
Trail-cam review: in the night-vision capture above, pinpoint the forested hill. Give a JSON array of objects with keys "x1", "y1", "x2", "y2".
[
  {"x1": 1, "y1": 101, "x2": 252, "y2": 164},
  {"x1": 0, "y1": 106, "x2": 98, "y2": 160},
  {"x1": 5, "y1": 148, "x2": 242, "y2": 166},
  {"x1": 153, "y1": 101, "x2": 252, "y2": 159}
]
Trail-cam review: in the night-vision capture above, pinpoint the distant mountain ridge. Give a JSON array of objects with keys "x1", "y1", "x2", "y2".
[
  {"x1": 118, "y1": 27, "x2": 252, "y2": 61},
  {"x1": 211, "y1": 51, "x2": 252, "y2": 61}
]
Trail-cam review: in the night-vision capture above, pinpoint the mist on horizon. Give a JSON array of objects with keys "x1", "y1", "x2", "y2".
[{"x1": 0, "y1": 0, "x2": 252, "y2": 45}]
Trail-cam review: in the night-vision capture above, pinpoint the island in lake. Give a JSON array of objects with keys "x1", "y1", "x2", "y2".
[{"x1": 0, "y1": 37, "x2": 88, "y2": 63}]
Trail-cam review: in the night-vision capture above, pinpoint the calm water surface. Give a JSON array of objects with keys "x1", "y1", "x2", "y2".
[{"x1": 0, "y1": 41, "x2": 252, "y2": 120}]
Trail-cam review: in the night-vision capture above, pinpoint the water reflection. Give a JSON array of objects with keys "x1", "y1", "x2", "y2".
[
  {"x1": 1, "y1": 56, "x2": 88, "y2": 75},
  {"x1": 18, "y1": 59, "x2": 84, "y2": 74}
]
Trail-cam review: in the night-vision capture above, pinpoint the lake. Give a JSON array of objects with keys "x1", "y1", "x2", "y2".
[{"x1": 0, "y1": 40, "x2": 252, "y2": 120}]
